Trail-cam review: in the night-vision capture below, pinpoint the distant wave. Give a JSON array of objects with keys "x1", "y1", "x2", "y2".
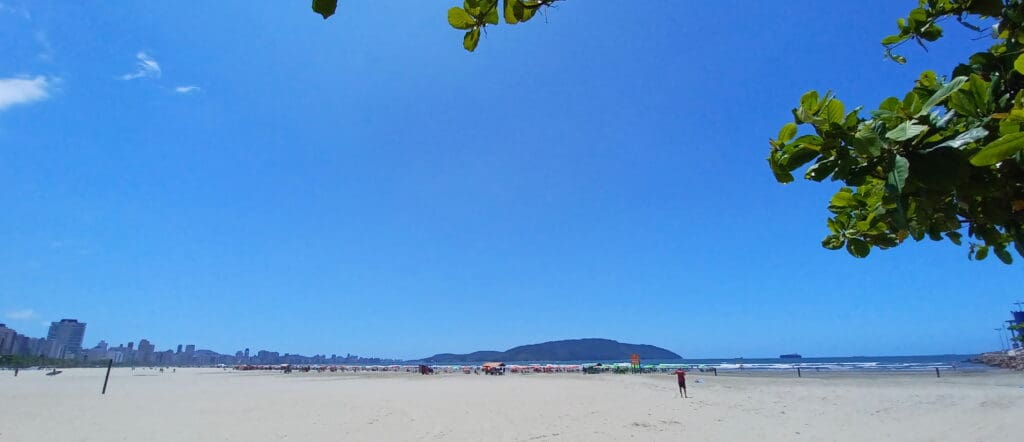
[{"x1": 489, "y1": 355, "x2": 990, "y2": 372}]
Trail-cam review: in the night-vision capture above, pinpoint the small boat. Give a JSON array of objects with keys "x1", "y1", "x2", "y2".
[
  {"x1": 45, "y1": 369, "x2": 63, "y2": 376},
  {"x1": 779, "y1": 353, "x2": 802, "y2": 359}
]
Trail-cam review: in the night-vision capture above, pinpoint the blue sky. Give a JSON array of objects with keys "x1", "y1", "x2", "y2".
[{"x1": 1, "y1": 1, "x2": 1020, "y2": 360}]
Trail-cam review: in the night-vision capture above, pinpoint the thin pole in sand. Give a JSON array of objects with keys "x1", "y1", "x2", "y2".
[
  {"x1": 995, "y1": 328, "x2": 1007, "y2": 351},
  {"x1": 797, "y1": 368, "x2": 801, "y2": 378},
  {"x1": 102, "y1": 358, "x2": 113, "y2": 395},
  {"x1": 713, "y1": 367, "x2": 717, "y2": 376},
  {"x1": 934, "y1": 367, "x2": 940, "y2": 378}
]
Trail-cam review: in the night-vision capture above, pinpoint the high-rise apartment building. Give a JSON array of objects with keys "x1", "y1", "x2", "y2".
[
  {"x1": 45, "y1": 319, "x2": 87, "y2": 359},
  {"x1": 183, "y1": 344, "x2": 195, "y2": 365},
  {"x1": 137, "y1": 339, "x2": 155, "y2": 364},
  {"x1": 0, "y1": 323, "x2": 16, "y2": 355},
  {"x1": 85, "y1": 341, "x2": 109, "y2": 362}
]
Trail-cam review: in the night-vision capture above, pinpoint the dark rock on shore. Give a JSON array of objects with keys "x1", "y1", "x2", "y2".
[{"x1": 970, "y1": 351, "x2": 1024, "y2": 370}]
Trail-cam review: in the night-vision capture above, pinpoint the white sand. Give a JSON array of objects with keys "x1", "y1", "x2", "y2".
[{"x1": 1, "y1": 367, "x2": 1022, "y2": 441}]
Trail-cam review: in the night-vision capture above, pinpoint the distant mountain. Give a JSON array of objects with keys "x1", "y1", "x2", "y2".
[{"x1": 419, "y1": 338, "x2": 680, "y2": 363}]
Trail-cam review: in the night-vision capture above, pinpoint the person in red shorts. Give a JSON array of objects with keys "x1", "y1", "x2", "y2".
[{"x1": 675, "y1": 368, "x2": 687, "y2": 398}]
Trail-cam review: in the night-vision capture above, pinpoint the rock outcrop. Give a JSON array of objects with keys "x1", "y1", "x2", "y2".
[{"x1": 970, "y1": 351, "x2": 1024, "y2": 370}]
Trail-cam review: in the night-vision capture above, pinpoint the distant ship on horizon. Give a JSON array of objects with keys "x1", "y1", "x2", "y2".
[{"x1": 779, "y1": 353, "x2": 802, "y2": 359}]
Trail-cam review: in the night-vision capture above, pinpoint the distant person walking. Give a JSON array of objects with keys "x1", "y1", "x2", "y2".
[{"x1": 675, "y1": 369, "x2": 687, "y2": 398}]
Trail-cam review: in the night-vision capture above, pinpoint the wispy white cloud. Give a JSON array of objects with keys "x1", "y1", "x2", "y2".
[
  {"x1": 120, "y1": 51, "x2": 161, "y2": 80},
  {"x1": 5, "y1": 309, "x2": 37, "y2": 320},
  {"x1": 0, "y1": 2, "x2": 30, "y2": 19},
  {"x1": 174, "y1": 85, "x2": 200, "y2": 94},
  {"x1": 35, "y1": 30, "x2": 54, "y2": 61},
  {"x1": 48, "y1": 239, "x2": 99, "y2": 256},
  {"x1": 0, "y1": 75, "x2": 52, "y2": 111}
]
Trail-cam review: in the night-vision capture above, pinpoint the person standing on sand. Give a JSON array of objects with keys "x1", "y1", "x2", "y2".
[{"x1": 675, "y1": 369, "x2": 687, "y2": 398}]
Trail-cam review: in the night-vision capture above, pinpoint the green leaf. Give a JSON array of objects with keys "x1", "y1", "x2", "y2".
[
  {"x1": 882, "y1": 34, "x2": 904, "y2": 45},
  {"x1": 994, "y1": 246, "x2": 1013, "y2": 264},
  {"x1": 966, "y1": 74, "x2": 991, "y2": 114},
  {"x1": 464, "y1": 0, "x2": 482, "y2": 16},
  {"x1": 908, "y1": 8, "x2": 927, "y2": 25},
  {"x1": 783, "y1": 147, "x2": 819, "y2": 171},
  {"x1": 846, "y1": 238, "x2": 871, "y2": 258},
  {"x1": 975, "y1": 245, "x2": 989, "y2": 261},
  {"x1": 312, "y1": 0, "x2": 338, "y2": 19},
  {"x1": 822, "y1": 235, "x2": 845, "y2": 250},
  {"x1": 778, "y1": 123, "x2": 798, "y2": 144},
  {"x1": 1012, "y1": 228, "x2": 1024, "y2": 259},
  {"x1": 448, "y1": 7, "x2": 477, "y2": 29},
  {"x1": 505, "y1": 0, "x2": 538, "y2": 24},
  {"x1": 844, "y1": 107, "x2": 863, "y2": 128},
  {"x1": 463, "y1": 27, "x2": 481, "y2": 51},
  {"x1": 886, "y1": 155, "x2": 909, "y2": 195},
  {"x1": 969, "y1": 132, "x2": 1024, "y2": 166},
  {"x1": 799, "y1": 91, "x2": 819, "y2": 113},
  {"x1": 829, "y1": 188, "x2": 857, "y2": 209},
  {"x1": 917, "y1": 71, "x2": 938, "y2": 89},
  {"x1": 999, "y1": 119, "x2": 1019, "y2": 136},
  {"x1": 504, "y1": 0, "x2": 519, "y2": 24},
  {"x1": 945, "y1": 231, "x2": 962, "y2": 246},
  {"x1": 879, "y1": 96, "x2": 902, "y2": 113},
  {"x1": 933, "y1": 127, "x2": 989, "y2": 149},
  {"x1": 885, "y1": 121, "x2": 928, "y2": 141},
  {"x1": 790, "y1": 135, "x2": 823, "y2": 148},
  {"x1": 853, "y1": 124, "x2": 883, "y2": 157},
  {"x1": 768, "y1": 154, "x2": 793, "y2": 183},
  {"x1": 772, "y1": 169, "x2": 794, "y2": 183},
  {"x1": 805, "y1": 159, "x2": 837, "y2": 182},
  {"x1": 824, "y1": 99, "x2": 845, "y2": 124},
  {"x1": 903, "y1": 92, "x2": 923, "y2": 115},
  {"x1": 920, "y1": 24, "x2": 943, "y2": 42},
  {"x1": 917, "y1": 76, "x2": 966, "y2": 116},
  {"x1": 1015, "y1": 54, "x2": 1024, "y2": 75},
  {"x1": 484, "y1": 2, "x2": 500, "y2": 25},
  {"x1": 949, "y1": 90, "x2": 980, "y2": 117}
]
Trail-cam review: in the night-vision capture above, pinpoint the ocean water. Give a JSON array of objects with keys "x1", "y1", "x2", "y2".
[{"x1": 496, "y1": 355, "x2": 990, "y2": 372}]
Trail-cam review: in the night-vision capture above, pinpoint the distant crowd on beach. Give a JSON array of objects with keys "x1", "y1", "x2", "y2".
[{"x1": 231, "y1": 362, "x2": 702, "y2": 375}]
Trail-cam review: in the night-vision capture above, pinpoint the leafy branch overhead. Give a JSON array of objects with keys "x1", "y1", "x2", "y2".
[
  {"x1": 447, "y1": 0, "x2": 557, "y2": 51},
  {"x1": 769, "y1": 0, "x2": 1024, "y2": 264},
  {"x1": 310, "y1": 0, "x2": 560, "y2": 52}
]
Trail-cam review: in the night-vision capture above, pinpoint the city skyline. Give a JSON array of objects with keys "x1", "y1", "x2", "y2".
[{"x1": 0, "y1": 317, "x2": 400, "y2": 365}]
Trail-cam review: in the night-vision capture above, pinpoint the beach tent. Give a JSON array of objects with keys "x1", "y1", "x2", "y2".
[{"x1": 482, "y1": 362, "x2": 505, "y2": 375}]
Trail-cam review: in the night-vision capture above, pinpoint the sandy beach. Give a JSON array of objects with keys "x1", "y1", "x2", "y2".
[{"x1": 1, "y1": 367, "x2": 1021, "y2": 441}]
